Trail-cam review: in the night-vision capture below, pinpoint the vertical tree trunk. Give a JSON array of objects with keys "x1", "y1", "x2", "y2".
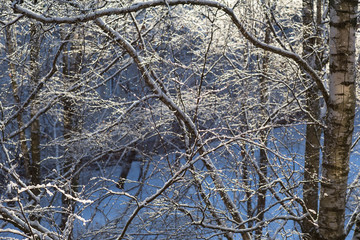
[
  {"x1": 5, "y1": 25, "x2": 31, "y2": 179},
  {"x1": 302, "y1": 0, "x2": 322, "y2": 237},
  {"x1": 61, "y1": 29, "x2": 83, "y2": 236},
  {"x1": 29, "y1": 22, "x2": 42, "y2": 197},
  {"x1": 319, "y1": 1, "x2": 357, "y2": 239},
  {"x1": 255, "y1": 21, "x2": 271, "y2": 240},
  {"x1": 241, "y1": 145, "x2": 253, "y2": 229}
]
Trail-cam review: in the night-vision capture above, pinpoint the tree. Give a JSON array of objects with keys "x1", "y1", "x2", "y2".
[
  {"x1": 0, "y1": 0, "x2": 359, "y2": 239},
  {"x1": 318, "y1": 0, "x2": 357, "y2": 239},
  {"x1": 4, "y1": 18, "x2": 31, "y2": 180},
  {"x1": 60, "y1": 26, "x2": 84, "y2": 234},
  {"x1": 256, "y1": 2, "x2": 271, "y2": 238},
  {"x1": 28, "y1": 20, "x2": 42, "y2": 198},
  {"x1": 302, "y1": 0, "x2": 323, "y2": 237}
]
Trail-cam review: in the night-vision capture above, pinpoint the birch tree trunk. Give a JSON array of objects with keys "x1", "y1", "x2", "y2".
[{"x1": 319, "y1": 0, "x2": 357, "y2": 239}]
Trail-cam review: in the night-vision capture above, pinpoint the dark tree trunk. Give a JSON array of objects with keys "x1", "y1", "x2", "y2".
[
  {"x1": 29, "y1": 22, "x2": 42, "y2": 197},
  {"x1": 4, "y1": 25, "x2": 31, "y2": 179},
  {"x1": 255, "y1": 22, "x2": 271, "y2": 240},
  {"x1": 60, "y1": 29, "x2": 83, "y2": 235},
  {"x1": 302, "y1": 0, "x2": 322, "y2": 237}
]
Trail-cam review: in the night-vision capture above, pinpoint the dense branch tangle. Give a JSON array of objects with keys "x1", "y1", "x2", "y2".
[
  {"x1": 7, "y1": 0, "x2": 316, "y2": 235},
  {"x1": 12, "y1": 0, "x2": 329, "y2": 104},
  {"x1": 2, "y1": 0, "x2": 358, "y2": 239}
]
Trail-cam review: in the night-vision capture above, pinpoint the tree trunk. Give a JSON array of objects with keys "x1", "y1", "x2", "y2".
[
  {"x1": 302, "y1": 0, "x2": 322, "y2": 237},
  {"x1": 255, "y1": 20, "x2": 271, "y2": 240},
  {"x1": 60, "y1": 29, "x2": 83, "y2": 236},
  {"x1": 29, "y1": 22, "x2": 42, "y2": 197},
  {"x1": 318, "y1": 1, "x2": 357, "y2": 239},
  {"x1": 4, "y1": 25, "x2": 31, "y2": 179}
]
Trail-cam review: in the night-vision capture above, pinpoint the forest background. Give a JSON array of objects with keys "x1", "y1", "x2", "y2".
[{"x1": 0, "y1": 0, "x2": 360, "y2": 239}]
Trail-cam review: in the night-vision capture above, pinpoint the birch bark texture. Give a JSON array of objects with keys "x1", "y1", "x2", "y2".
[{"x1": 319, "y1": 0, "x2": 357, "y2": 239}]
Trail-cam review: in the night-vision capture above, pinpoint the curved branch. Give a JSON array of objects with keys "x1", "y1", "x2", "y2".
[
  {"x1": 13, "y1": 0, "x2": 329, "y2": 104},
  {"x1": 94, "y1": 17, "x2": 250, "y2": 240}
]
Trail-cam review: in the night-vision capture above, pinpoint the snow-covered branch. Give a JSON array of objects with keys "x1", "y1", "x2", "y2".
[{"x1": 12, "y1": 0, "x2": 329, "y2": 104}]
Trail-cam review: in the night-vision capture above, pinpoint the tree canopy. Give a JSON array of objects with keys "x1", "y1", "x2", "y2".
[{"x1": 0, "y1": 0, "x2": 359, "y2": 239}]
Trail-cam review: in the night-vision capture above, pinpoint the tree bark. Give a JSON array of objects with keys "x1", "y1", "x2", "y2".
[
  {"x1": 4, "y1": 25, "x2": 31, "y2": 179},
  {"x1": 302, "y1": 0, "x2": 322, "y2": 237},
  {"x1": 29, "y1": 22, "x2": 42, "y2": 197},
  {"x1": 255, "y1": 19, "x2": 271, "y2": 240},
  {"x1": 319, "y1": 0, "x2": 357, "y2": 239},
  {"x1": 60, "y1": 29, "x2": 83, "y2": 235}
]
